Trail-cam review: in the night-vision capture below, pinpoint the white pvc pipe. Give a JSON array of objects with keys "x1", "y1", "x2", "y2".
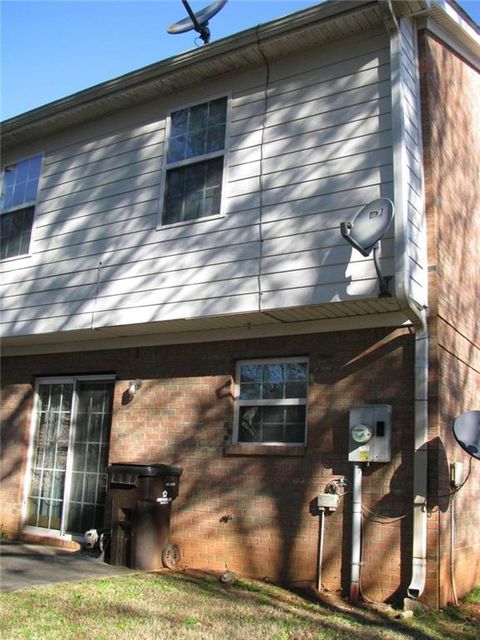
[
  {"x1": 317, "y1": 508, "x2": 325, "y2": 591},
  {"x1": 350, "y1": 463, "x2": 363, "y2": 603},
  {"x1": 450, "y1": 492, "x2": 458, "y2": 605}
]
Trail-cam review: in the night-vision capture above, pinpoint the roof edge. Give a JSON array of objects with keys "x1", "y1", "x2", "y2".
[{"x1": 1, "y1": 0, "x2": 374, "y2": 133}]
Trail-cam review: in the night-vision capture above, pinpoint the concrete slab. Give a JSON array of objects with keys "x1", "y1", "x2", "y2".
[{"x1": 0, "y1": 541, "x2": 132, "y2": 592}]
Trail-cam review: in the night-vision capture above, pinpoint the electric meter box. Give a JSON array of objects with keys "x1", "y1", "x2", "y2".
[{"x1": 348, "y1": 405, "x2": 392, "y2": 462}]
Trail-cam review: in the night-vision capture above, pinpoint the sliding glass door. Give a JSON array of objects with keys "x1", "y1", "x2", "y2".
[{"x1": 25, "y1": 377, "x2": 114, "y2": 537}]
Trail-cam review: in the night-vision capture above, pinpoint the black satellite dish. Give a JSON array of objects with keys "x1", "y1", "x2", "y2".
[
  {"x1": 168, "y1": 0, "x2": 228, "y2": 44},
  {"x1": 453, "y1": 411, "x2": 480, "y2": 460},
  {"x1": 340, "y1": 198, "x2": 394, "y2": 297}
]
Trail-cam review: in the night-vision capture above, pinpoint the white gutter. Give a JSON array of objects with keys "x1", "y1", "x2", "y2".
[{"x1": 378, "y1": 0, "x2": 429, "y2": 601}]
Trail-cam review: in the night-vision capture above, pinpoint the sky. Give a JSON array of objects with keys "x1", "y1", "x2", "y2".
[{"x1": 1, "y1": 0, "x2": 480, "y2": 120}]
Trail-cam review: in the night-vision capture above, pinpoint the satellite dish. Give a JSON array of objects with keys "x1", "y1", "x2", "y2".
[
  {"x1": 453, "y1": 411, "x2": 480, "y2": 460},
  {"x1": 340, "y1": 198, "x2": 394, "y2": 297},
  {"x1": 168, "y1": 0, "x2": 228, "y2": 44}
]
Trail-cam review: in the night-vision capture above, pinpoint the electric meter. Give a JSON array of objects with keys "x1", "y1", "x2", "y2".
[
  {"x1": 348, "y1": 406, "x2": 392, "y2": 462},
  {"x1": 351, "y1": 424, "x2": 373, "y2": 444}
]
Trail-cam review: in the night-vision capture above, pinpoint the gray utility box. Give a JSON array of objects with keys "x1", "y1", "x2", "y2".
[
  {"x1": 107, "y1": 463, "x2": 182, "y2": 570},
  {"x1": 348, "y1": 405, "x2": 392, "y2": 462}
]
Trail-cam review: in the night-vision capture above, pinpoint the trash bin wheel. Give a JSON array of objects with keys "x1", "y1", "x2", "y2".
[{"x1": 162, "y1": 542, "x2": 180, "y2": 569}]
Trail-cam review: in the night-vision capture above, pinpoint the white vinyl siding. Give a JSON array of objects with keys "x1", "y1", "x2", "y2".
[
  {"x1": 1, "y1": 26, "x2": 399, "y2": 339},
  {"x1": 398, "y1": 18, "x2": 428, "y2": 308}
]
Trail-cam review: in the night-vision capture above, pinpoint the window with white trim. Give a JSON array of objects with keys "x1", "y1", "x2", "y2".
[
  {"x1": 235, "y1": 358, "x2": 308, "y2": 445},
  {"x1": 1, "y1": 155, "x2": 42, "y2": 260},
  {"x1": 162, "y1": 97, "x2": 227, "y2": 225}
]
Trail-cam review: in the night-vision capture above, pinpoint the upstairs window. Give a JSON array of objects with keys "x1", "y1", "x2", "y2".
[
  {"x1": 162, "y1": 97, "x2": 227, "y2": 225},
  {"x1": 234, "y1": 358, "x2": 309, "y2": 445},
  {"x1": 1, "y1": 155, "x2": 42, "y2": 260}
]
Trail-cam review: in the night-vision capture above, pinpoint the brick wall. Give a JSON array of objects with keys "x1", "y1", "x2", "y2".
[
  {"x1": 419, "y1": 29, "x2": 480, "y2": 606},
  {"x1": 1, "y1": 327, "x2": 415, "y2": 602}
]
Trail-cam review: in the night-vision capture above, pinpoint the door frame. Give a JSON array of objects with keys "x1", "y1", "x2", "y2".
[{"x1": 21, "y1": 374, "x2": 116, "y2": 540}]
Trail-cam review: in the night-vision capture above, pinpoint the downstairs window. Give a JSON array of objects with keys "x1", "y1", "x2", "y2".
[{"x1": 234, "y1": 358, "x2": 308, "y2": 445}]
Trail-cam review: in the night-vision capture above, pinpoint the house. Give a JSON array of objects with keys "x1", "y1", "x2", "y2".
[{"x1": 1, "y1": 0, "x2": 479, "y2": 608}]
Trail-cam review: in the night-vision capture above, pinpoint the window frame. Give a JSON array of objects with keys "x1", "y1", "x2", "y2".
[
  {"x1": 0, "y1": 153, "x2": 44, "y2": 262},
  {"x1": 157, "y1": 93, "x2": 230, "y2": 229},
  {"x1": 233, "y1": 357, "x2": 309, "y2": 447}
]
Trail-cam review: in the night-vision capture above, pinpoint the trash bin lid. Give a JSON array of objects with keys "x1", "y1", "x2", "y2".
[{"x1": 108, "y1": 463, "x2": 182, "y2": 477}]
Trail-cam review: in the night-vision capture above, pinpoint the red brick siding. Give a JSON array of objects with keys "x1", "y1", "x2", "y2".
[
  {"x1": 419, "y1": 29, "x2": 480, "y2": 606},
  {"x1": 1, "y1": 328, "x2": 415, "y2": 601}
]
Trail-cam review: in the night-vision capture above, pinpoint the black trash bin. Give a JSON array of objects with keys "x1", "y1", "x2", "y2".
[{"x1": 107, "y1": 463, "x2": 182, "y2": 570}]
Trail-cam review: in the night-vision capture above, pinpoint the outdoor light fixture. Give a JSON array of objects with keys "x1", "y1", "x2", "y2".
[{"x1": 128, "y1": 379, "x2": 143, "y2": 397}]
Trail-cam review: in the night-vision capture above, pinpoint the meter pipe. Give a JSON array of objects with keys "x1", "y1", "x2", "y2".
[
  {"x1": 379, "y1": 0, "x2": 430, "y2": 602},
  {"x1": 350, "y1": 463, "x2": 362, "y2": 603},
  {"x1": 317, "y1": 508, "x2": 325, "y2": 591},
  {"x1": 450, "y1": 491, "x2": 459, "y2": 605}
]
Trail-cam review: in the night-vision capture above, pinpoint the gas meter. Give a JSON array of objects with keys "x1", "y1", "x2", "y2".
[{"x1": 348, "y1": 405, "x2": 392, "y2": 462}]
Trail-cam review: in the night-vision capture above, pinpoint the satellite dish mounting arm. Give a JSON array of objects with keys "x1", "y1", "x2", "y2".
[
  {"x1": 181, "y1": 0, "x2": 211, "y2": 44},
  {"x1": 372, "y1": 242, "x2": 391, "y2": 297}
]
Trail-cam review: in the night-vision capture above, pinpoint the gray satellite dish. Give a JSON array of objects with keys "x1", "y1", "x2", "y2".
[
  {"x1": 168, "y1": 0, "x2": 228, "y2": 44},
  {"x1": 453, "y1": 411, "x2": 480, "y2": 460},
  {"x1": 340, "y1": 198, "x2": 394, "y2": 297}
]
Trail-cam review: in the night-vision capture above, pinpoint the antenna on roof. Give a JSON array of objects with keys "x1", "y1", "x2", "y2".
[
  {"x1": 167, "y1": 0, "x2": 228, "y2": 45},
  {"x1": 340, "y1": 198, "x2": 394, "y2": 297}
]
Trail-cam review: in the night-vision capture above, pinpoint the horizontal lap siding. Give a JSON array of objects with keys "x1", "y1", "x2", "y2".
[
  {"x1": 229, "y1": 27, "x2": 393, "y2": 310},
  {"x1": 400, "y1": 18, "x2": 427, "y2": 308},
  {"x1": 1, "y1": 27, "x2": 394, "y2": 337}
]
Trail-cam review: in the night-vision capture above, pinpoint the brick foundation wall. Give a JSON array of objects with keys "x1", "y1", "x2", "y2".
[
  {"x1": 419, "y1": 29, "x2": 480, "y2": 606},
  {"x1": 1, "y1": 327, "x2": 415, "y2": 602}
]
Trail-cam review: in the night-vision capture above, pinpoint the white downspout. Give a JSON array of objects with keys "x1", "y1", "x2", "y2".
[
  {"x1": 379, "y1": 0, "x2": 429, "y2": 601},
  {"x1": 409, "y1": 326, "x2": 429, "y2": 598},
  {"x1": 350, "y1": 463, "x2": 363, "y2": 603}
]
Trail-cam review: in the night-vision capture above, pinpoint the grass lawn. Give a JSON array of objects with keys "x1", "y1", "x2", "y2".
[{"x1": 0, "y1": 571, "x2": 479, "y2": 640}]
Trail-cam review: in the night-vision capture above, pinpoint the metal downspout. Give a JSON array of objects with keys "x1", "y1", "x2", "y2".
[
  {"x1": 409, "y1": 325, "x2": 429, "y2": 598},
  {"x1": 378, "y1": 0, "x2": 429, "y2": 601},
  {"x1": 350, "y1": 463, "x2": 363, "y2": 603}
]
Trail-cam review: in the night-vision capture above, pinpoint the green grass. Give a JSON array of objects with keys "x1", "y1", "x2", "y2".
[
  {"x1": 0, "y1": 572, "x2": 478, "y2": 640},
  {"x1": 464, "y1": 585, "x2": 480, "y2": 603}
]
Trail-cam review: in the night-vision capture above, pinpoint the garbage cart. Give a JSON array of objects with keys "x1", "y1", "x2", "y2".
[{"x1": 107, "y1": 463, "x2": 182, "y2": 570}]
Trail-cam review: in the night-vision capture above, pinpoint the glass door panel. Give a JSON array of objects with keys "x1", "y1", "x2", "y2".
[
  {"x1": 26, "y1": 383, "x2": 73, "y2": 530},
  {"x1": 66, "y1": 381, "x2": 113, "y2": 534},
  {"x1": 26, "y1": 378, "x2": 114, "y2": 536}
]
